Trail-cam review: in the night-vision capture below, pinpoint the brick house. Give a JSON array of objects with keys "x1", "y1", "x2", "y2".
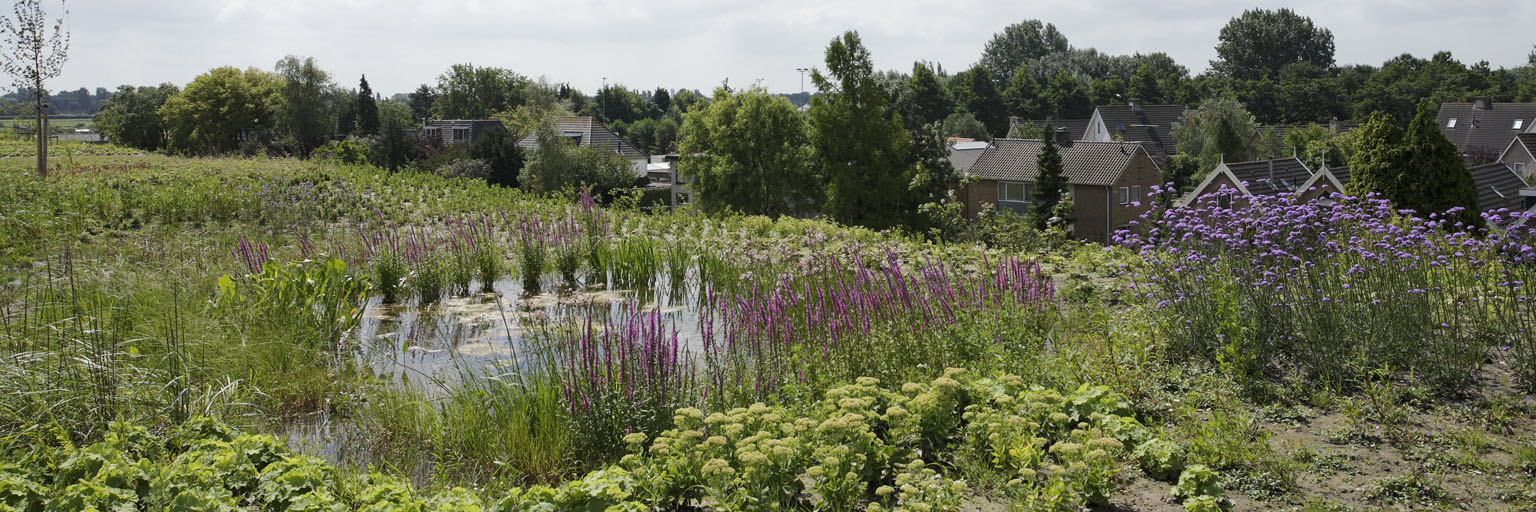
[
  {"x1": 1437, "y1": 100, "x2": 1536, "y2": 163},
  {"x1": 1083, "y1": 100, "x2": 1189, "y2": 159},
  {"x1": 959, "y1": 137, "x2": 1162, "y2": 243}
]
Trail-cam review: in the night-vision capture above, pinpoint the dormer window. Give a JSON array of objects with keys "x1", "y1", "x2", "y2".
[
  {"x1": 1446, "y1": 118, "x2": 1457, "y2": 128},
  {"x1": 1515, "y1": 120, "x2": 1525, "y2": 130}
]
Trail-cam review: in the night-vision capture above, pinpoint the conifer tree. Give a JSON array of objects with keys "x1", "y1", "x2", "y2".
[
  {"x1": 1403, "y1": 99, "x2": 1480, "y2": 227},
  {"x1": 357, "y1": 75, "x2": 380, "y2": 136},
  {"x1": 1032, "y1": 122, "x2": 1068, "y2": 228}
]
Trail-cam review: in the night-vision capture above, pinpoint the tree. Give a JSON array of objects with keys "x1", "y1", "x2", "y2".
[
  {"x1": 953, "y1": 66, "x2": 1007, "y2": 137},
  {"x1": 274, "y1": 56, "x2": 335, "y2": 155},
  {"x1": 1402, "y1": 100, "x2": 1479, "y2": 227},
  {"x1": 1003, "y1": 63, "x2": 1042, "y2": 119},
  {"x1": 1173, "y1": 96, "x2": 1258, "y2": 178},
  {"x1": 159, "y1": 67, "x2": 281, "y2": 155},
  {"x1": 1345, "y1": 112, "x2": 1405, "y2": 200},
  {"x1": 941, "y1": 112, "x2": 990, "y2": 141},
  {"x1": 899, "y1": 61, "x2": 954, "y2": 128},
  {"x1": 356, "y1": 75, "x2": 379, "y2": 136},
  {"x1": 0, "y1": 0, "x2": 69, "y2": 175},
  {"x1": 407, "y1": 84, "x2": 436, "y2": 121},
  {"x1": 1128, "y1": 64, "x2": 1163, "y2": 104},
  {"x1": 678, "y1": 87, "x2": 817, "y2": 216},
  {"x1": 433, "y1": 64, "x2": 527, "y2": 119},
  {"x1": 652, "y1": 87, "x2": 671, "y2": 112},
  {"x1": 808, "y1": 31, "x2": 919, "y2": 230},
  {"x1": 1041, "y1": 70, "x2": 1092, "y2": 119},
  {"x1": 368, "y1": 102, "x2": 413, "y2": 170},
  {"x1": 468, "y1": 124, "x2": 524, "y2": 187},
  {"x1": 92, "y1": 83, "x2": 177, "y2": 151},
  {"x1": 518, "y1": 121, "x2": 634, "y2": 195},
  {"x1": 1032, "y1": 122, "x2": 1067, "y2": 228},
  {"x1": 979, "y1": 20, "x2": 1068, "y2": 84},
  {"x1": 1212, "y1": 8, "x2": 1335, "y2": 80}
]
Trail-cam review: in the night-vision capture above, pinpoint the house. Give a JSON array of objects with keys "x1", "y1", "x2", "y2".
[
  {"x1": 645, "y1": 154, "x2": 689, "y2": 208},
  {"x1": 947, "y1": 140, "x2": 989, "y2": 174},
  {"x1": 1437, "y1": 99, "x2": 1536, "y2": 162},
  {"x1": 1470, "y1": 162, "x2": 1529, "y2": 215},
  {"x1": 959, "y1": 136, "x2": 1161, "y2": 243},
  {"x1": 1182, "y1": 157, "x2": 1352, "y2": 206},
  {"x1": 1082, "y1": 100, "x2": 1189, "y2": 158},
  {"x1": 1499, "y1": 133, "x2": 1536, "y2": 181},
  {"x1": 516, "y1": 116, "x2": 650, "y2": 177},
  {"x1": 423, "y1": 119, "x2": 508, "y2": 146},
  {"x1": 1007, "y1": 117, "x2": 1091, "y2": 140}
]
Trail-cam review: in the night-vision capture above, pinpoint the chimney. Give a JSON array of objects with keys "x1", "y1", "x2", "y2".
[
  {"x1": 1055, "y1": 127, "x2": 1072, "y2": 147},
  {"x1": 1473, "y1": 97, "x2": 1492, "y2": 110},
  {"x1": 1129, "y1": 98, "x2": 1143, "y2": 113}
]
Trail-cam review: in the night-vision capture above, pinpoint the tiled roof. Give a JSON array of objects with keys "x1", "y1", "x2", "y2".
[
  {"x1": 516, "y1": 116, "x2": 646, "y2": 159},
  {"x1": 1226, "y1": 157, "x2": 1314, "y2": 196},
  {"x1": 1437, "y1": 102, "x2": 1536, "y2": 156},
  {"x1": 1470, "y1": 162, "x2": 1528, "y2": 214},
  {"x1": 1321, "y1": 165, "x2": 1350, "y2": 186},
  {"x1": 1008, "y1": 118, "x2": 1091, "y2": 140},
  {"x1": 1511, "y1": 133, "x2": 1536, "y2": 157},
  {"x1": 947, "y1": 144, "x2": 987, "y2": 173},
  {"x1": 1095, "y1": 105, "x2": 1188, "y2": 156},
  {"x1": 968, "y1": 139, "x2": 1145, "y2": 186}
]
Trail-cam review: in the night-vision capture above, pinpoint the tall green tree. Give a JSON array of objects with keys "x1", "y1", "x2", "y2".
[
  {"x1": 979, "y1": 19, "x2": 1069, "y2": 83},
  {"x1": 678, "y1": 87, "x2": 817, "y2": 216},
  {"x1": 1032, "y1": 122, "x2": 1067, "y2": 228},
  {"x1": 1212, "y1": 8, "x2": 1335, "y2": 80},
  {"x1": 1003, "y1": 62, "x2": 1042, "y2": 119},
  {"x1": 1042, "y1": 70, "x2": 1092, "y2": 119},
  {"x1": 808, "y1": 31, "x2": 918, "y2": 230},
  {"x1": 433, "y1": 64, "x2": 528, "y2": 119},
  {"x1": 1128, "y1": 63, "x2": 1163, "y2": 103},
  {"x1": 1172, "y1": 96, "x2": 1258, "y2": 178},
  {"x1": 518, "y1": 121, "x2": 634, "y2": 195},
  {"x1": 159, "y1": 66, "x2": 281, "y2": 155},
  {"x1": 1345, "y1": 112, "x2": 1406, "y2": 200},
  {"x1": 900, "y1": 61, "x2": 954, "y2": 128},
  {"x1": 274, "y1": 56, "x2": 335, "y2": 154},
  {"x1": 953, "y1": 65, "x2": 1007, "y2": 137},
  {"x1": 0, "y1": 0, "x2": 70, "y2": 175},
  {"x1": 652, "y1": 87, "x2": 671, "y2": 112},
  {"x1": 468, "y1": 124, "x2": 524, "y2": 187},
  {"x1": 357, "y1": 75, "x2": 379, "y2": 136},
  {"x1": 407, "y1": 84, "x2": 436, "y2": 121},
  {"x1": 1402, "y1": 100, "x2": 1480, "y2": 227},
  {"x1": 368, "y1": 102, "x2": 413, "y2": 170},
  {"x1": 93, "y1": 83, "x2": 178, "y2": 151}
]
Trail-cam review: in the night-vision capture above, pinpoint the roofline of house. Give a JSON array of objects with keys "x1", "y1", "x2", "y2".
[
  {"x1": 1183, "y1": 162, "x2": 1252, "y2": 206},
  {"x1": 1502, "y1": 136, "x2": 1536, "y2": 168},
  {"x1": 1298, "y1": 166, "x2": 1345, "y2": 195}
]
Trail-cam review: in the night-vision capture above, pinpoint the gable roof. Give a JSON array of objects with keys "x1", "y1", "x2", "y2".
[
  {"x1": 1091, "y1": 104, "x2": 1188, "y2": 156},
  {"x1": 1437, "y1": 102, "x2": 1536, "y2": 156},
  {"x1": 1298, "y1": 166, "x2": 1346, "y2": 196},
  {"x1": 517, "y1": 116, "x2": 647, "y2": 159},
  {"x1": 1318, "y1": 164, "x2": 1351, "y2": 186},
  {"x1": 1224, "y1": 157, "x2": 1314, "y2": 196},
  {"x1": 1470, "y1": 162, "x2": 1529, "y2": 214},
  {"x1": 967, "y1": 139, "x2": 1147, "y2": 186},
  {"x1": 1008, "y1": 118, "x2": 1092, "y2": 140},
  {"x1": 1504, "y1": 133, "x2": 1536, "y2": 162}
]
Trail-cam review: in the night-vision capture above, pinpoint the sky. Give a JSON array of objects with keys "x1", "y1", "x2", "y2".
[{"x1": 37, "y1": 0, "x2": 1536, "y2": 98}]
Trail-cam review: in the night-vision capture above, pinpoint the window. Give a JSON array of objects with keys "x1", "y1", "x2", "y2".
[
  {"x1": 1517, "y1": 163, "x2": 1527, "y2": 175},
  {"x1": 1516, "y1": 120, "x2": 1526, "y2": 130},
  {"x1": 1131, "y1": 186, "x2": 1142, "y2": 203},
  {"x1": 453, "y1": 128, "x2": 470, "y2": 141},
  {"x1": 997, "y1": 181, "x2": 1032, "y2": 214},
  {"x1": 1218, "y1": 194, "x2": 1232, "y2": 209},
  {"x1": 1119, "y1": 187, "x2": 1130, "y2": 204},
  {"x1": 1446, "y1": 118, "x2": 1457, "y2": 128}
]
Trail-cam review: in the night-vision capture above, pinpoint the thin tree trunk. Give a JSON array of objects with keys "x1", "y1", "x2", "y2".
[{"x1": 35, "y1": 94, "x2": 46, "y2": 176}]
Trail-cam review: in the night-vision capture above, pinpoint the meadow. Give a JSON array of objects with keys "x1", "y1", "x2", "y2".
[{"x1": 1, "y1": 153, "x2": 1533, "y2": 511}]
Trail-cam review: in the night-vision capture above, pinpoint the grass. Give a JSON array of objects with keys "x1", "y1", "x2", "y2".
[{"x1": 2, "y1": 153, "x2": 1534, "y2": 510}]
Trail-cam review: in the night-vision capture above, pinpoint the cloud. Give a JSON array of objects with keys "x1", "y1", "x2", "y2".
[{"x1": 43, "y1": 0, "x2": 1536, "y2": 97}]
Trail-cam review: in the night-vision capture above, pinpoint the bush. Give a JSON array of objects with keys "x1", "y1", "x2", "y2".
[
  {"x1": 311, "y1": 138, "x2": 371, "y2": 165},
  {"x1": 438, "y1": 158, "x2": 493, "y2": 180}
]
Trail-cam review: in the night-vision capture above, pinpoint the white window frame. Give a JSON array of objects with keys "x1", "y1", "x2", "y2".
[
  {"x1": 1119, "y1": 186, "x2": 1130, "y2": 205},
  {"x1": 1517, "y1": 162, "x2": 1527, "y2": 175},
  {"x1": 1447, "y1": 118, "x2": 1457, "y2": 128},
  {"x1": 998, "y1": 181, "x2": 1033, "y2": 204},
  {"x1": 1131, "y1": 185, "x2": 1142, "y2": 203},
  {"x1": 1515, "y1": 119, "x2": 1525, "y2": 130}
]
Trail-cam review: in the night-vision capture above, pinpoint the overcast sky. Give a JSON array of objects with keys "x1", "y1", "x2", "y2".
[{"x1": 41, "y1": 0, "x2": 1536, "y2": 97}]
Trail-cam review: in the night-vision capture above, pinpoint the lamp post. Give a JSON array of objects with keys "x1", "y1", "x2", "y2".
[{"x1": 796, "y1": 68, "x2": 809, "y2": 95}]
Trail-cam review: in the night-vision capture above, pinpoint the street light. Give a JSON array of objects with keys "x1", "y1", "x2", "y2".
[{"x1": 796, "y1": 68, "x2": 809, "y2": 95}]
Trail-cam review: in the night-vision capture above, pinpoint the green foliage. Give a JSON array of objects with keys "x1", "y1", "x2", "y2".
[
  {"x1": 1133, "y1": 438, "x2": 1187, "y2": 481},
  {"x1": 940, "y1": 112, "x2": 989, "y2": 141},
  {"x1": 311, "y1": 137, "x2": 370, "y2": 166},
  {"x1": 979, "y1": 20, "x2": 1069, "y2": 84},
  {"x1": 678, "y1": 87, "x2": 817, "y2": 217},
  {"x1": 900, "y1": 62, "x2": 955, "y2": 127},
  {"x1": 1402, "y1": 100, "x2": 1480, "y2": 228},
  {"x1": 1212, "y1": 8, "x2": 1335, "y2": 80},
  {"x1": 1171, "y1": 464, "x2": 1226, "y2": 503},
  {"x1": 274, "y1": 56, "x2": 337, "y2": 155},
  {"x1": 1041, "y1": 70, "x2": 1093, "y2": 119},
  {"x1": 468, "y1": 125, "x2": 524, "y2": 187},
  {"x1": 518, "y1": 121, "x2": 635, "y2": 195},
  {"x1": 1174, "y1": 96, "x2": 1257, "y2": 179},
  {"x1": 809, "y1": 31, "x2": 920, "y2": 230},
  {"x1": 357, "y1": 75, "x2": 380, "y2": 136},
  {"x1": 952, "y1": 66, "x2": 1008, "y2": 138},
  {"x1": 1032, "y1": 123, "x2": 1067, "y2": 227},
  {"x1": 92, "y1": 83, "x2": 179, "y2": 151},
  {"x1": 218, "y1": 257, "x2": 370, "y2": 348},
  {"x1": 434, "y1": 64, "x2": 528, "y2": 120},
  {"x1": 1003, "y1": 63, "x2": 1042, "y2": 119},
  {"x1": 159, "y1": 66, "x2": 282, "y2": 155}
]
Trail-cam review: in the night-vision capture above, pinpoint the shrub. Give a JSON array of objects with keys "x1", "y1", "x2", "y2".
[
  {"x1": 1171, "y1": 464, "x2": 1225, "y2": 503},
  {"x1": 311, "y1": 138, "x2": 371, "y2": 165}
]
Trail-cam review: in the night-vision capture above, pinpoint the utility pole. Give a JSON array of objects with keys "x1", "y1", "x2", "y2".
[{"x1": 796, "y1": 68, "x2": 808, "y2": 95}]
